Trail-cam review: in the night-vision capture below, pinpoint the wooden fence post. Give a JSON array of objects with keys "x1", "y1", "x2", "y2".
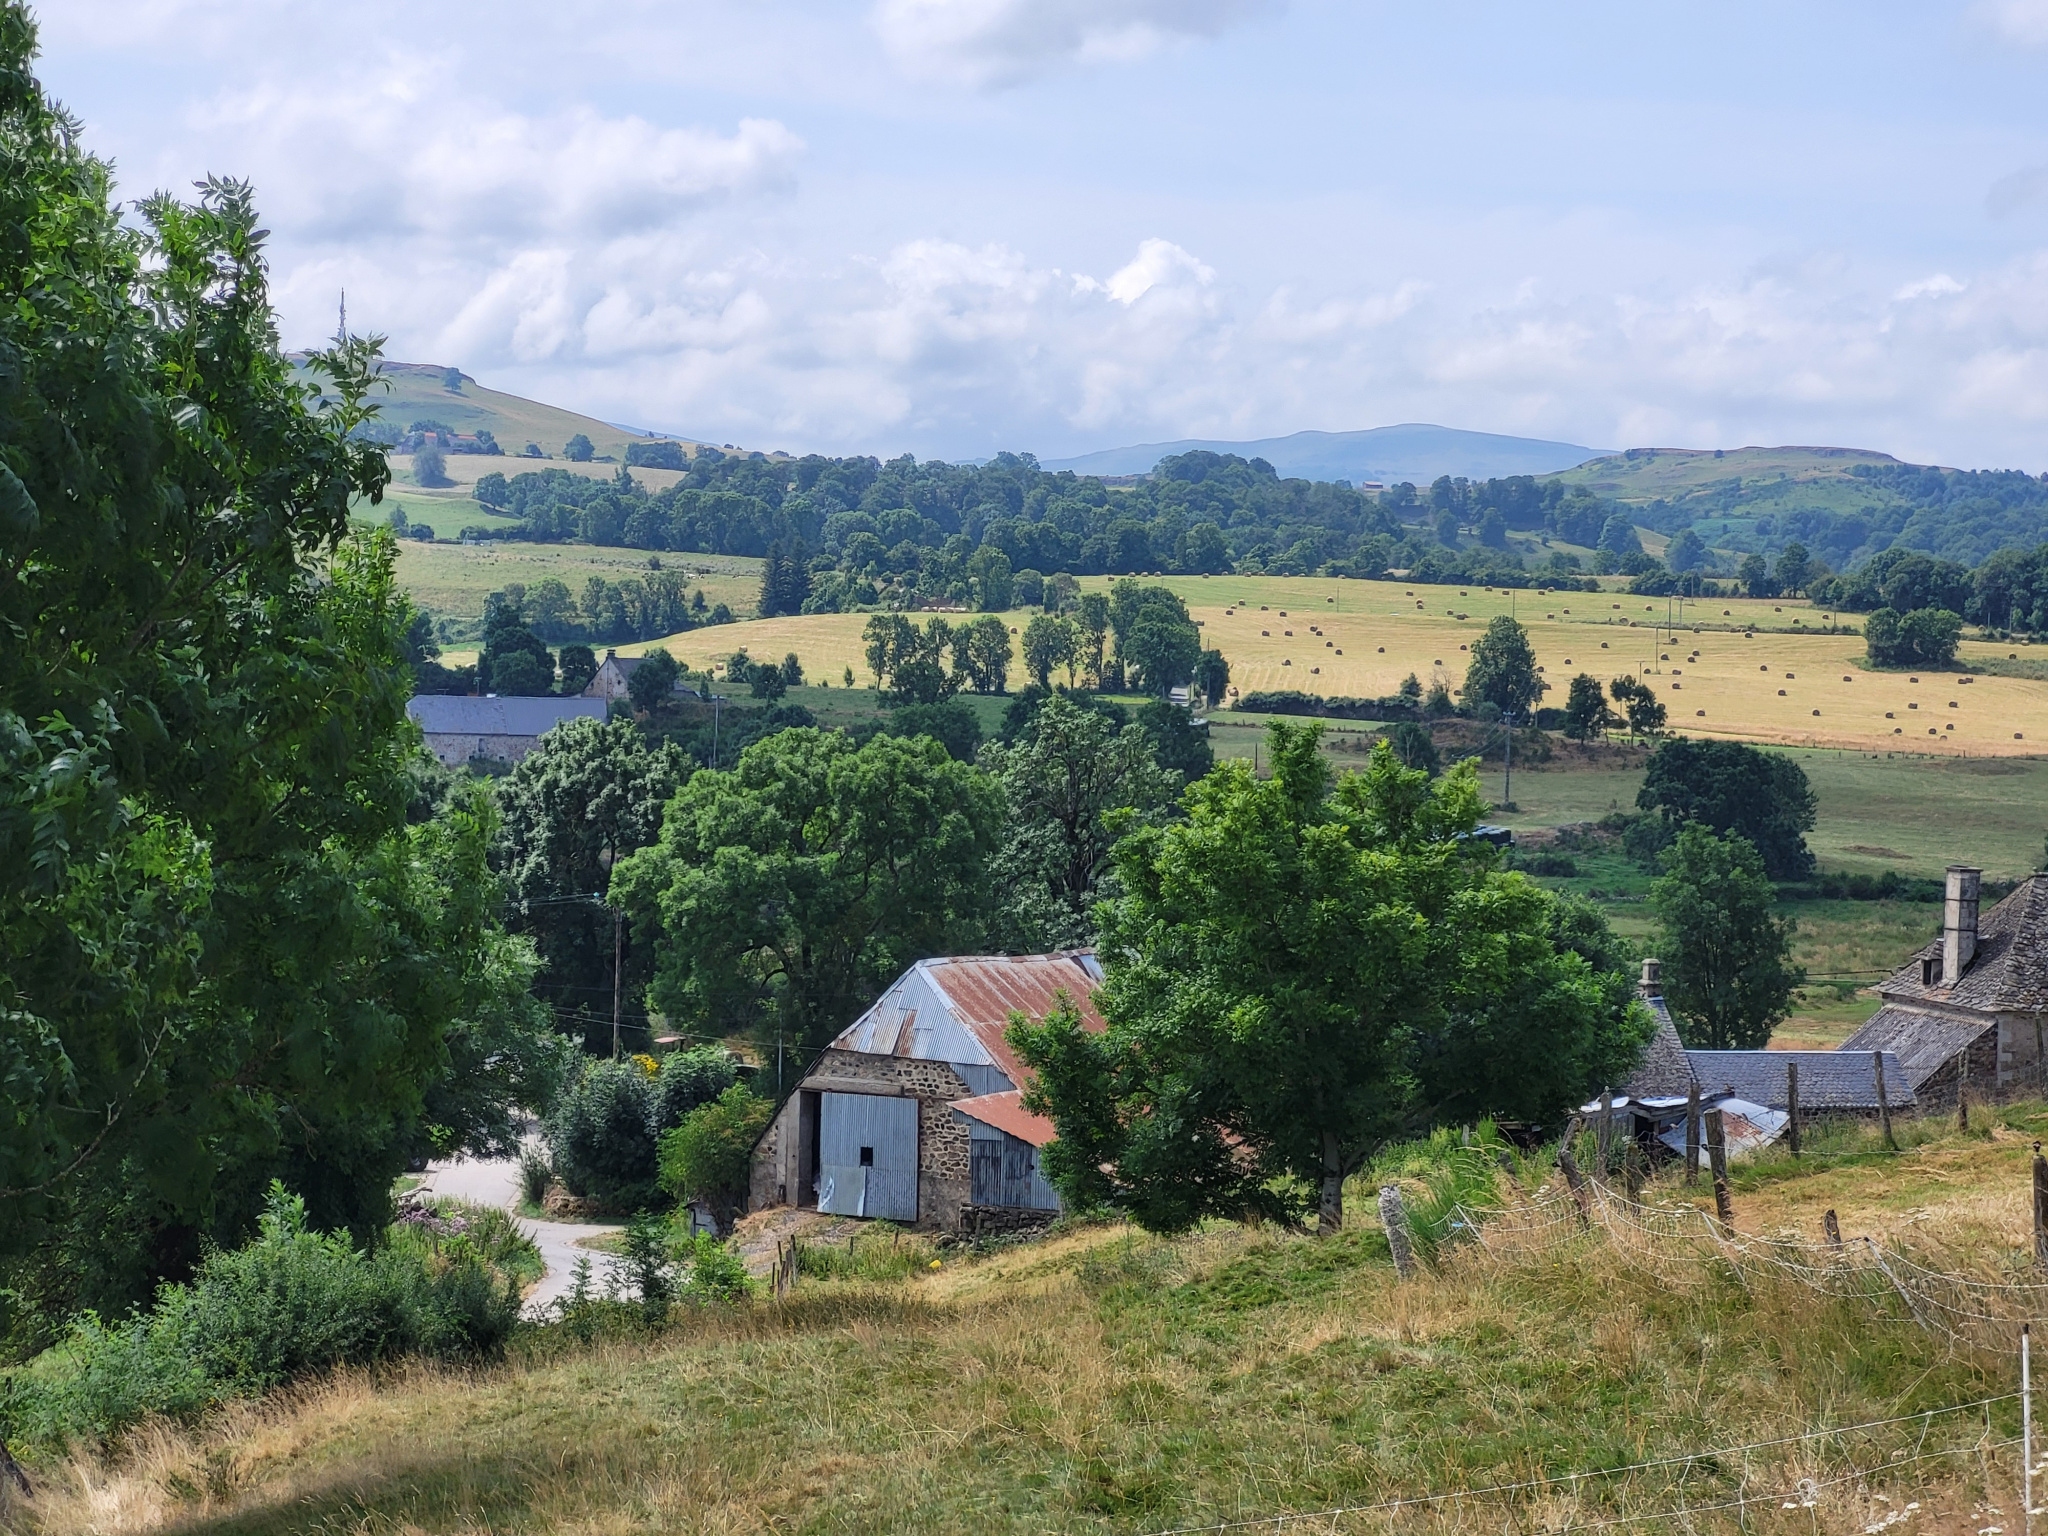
[
  {"x1": 0, "y1": 1438, "x2": 29, "y2": 1500},
  {"x1": 1823, "y1": 1208, "x2": 1843, "y2": 1251},
  {"x1": 2034, "y1": 1143, "x2": 2048, "y2": 1273},
  {"x1": 1685, "y1": 1081, "x2": 1701, "y2": 1185},
  {"x1": 1787, "y1": 1060, "x2": 1801, "y2": 1158},
  {"x1": 1557, "y1": 1143, "x2": 1592, "y2": 1228},
  {"x1": 1704, "y1": 1108, "x2": 1734, "y2": 1234},
  {"x1": 1379, "y1": 1185, "x2": 1416, "y2": 1279},
  {"x1": 1597, "y1": 1089, "x2": 1614, "y2": 1171},
  {"x1": 1874, "y1": 1051, "x2": 1897, "y2": 1151}
]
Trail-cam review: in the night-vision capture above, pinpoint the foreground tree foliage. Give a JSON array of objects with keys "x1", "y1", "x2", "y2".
[
  {"x1": 611, "y1": 729, "x2": 1004, "y2": 1050},
  {"x1": 1014, "y1": 725, "x2": 1650, "y2": 1235},
  {"x1": 0, "y1": 4, "x2": 553, "y2": 1343}
]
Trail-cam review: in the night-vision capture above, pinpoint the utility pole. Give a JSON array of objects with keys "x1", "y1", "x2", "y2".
[
  {"x1": 1503, "y1": 710, "x2": 1515, "y2": 807},
  {"x1": 611, "y1": 905, "x2": 623, "y2": 1059}
]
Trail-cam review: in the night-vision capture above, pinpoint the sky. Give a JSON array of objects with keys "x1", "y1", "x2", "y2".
[{"x1": 33, "y1": 0, "x2": 2048, "y2": 468}]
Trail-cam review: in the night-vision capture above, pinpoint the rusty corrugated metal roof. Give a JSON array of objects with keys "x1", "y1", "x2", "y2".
[
  {"x1": 950, "y1": 1089, "x2": 1059, "y2": 1147},
  {"x1": 828, "y1": 951, "x2": 1105, "y2": 1090}
]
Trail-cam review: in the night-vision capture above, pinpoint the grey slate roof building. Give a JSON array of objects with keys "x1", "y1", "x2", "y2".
[
  {"x1": 1683, "y1": 1049, "x2": 1912, "y2": 1112},
  {"x1": 405, "y1": 694, "x2": 607, "y2": 766},
  {"x1": 1840, "y1": 867, "x2": 2046, "y2": 1105}
]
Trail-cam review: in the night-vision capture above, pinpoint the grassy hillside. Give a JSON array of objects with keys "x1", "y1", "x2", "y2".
[
  {"x1": 24, "y1": 1112, "x2": 2047, "y2": 1535},
  {"x1": 310, "y1": 360, "x2": 720, "y2": 465},
  {"x1": 1553, "y1": 446, "x2": 1907, "y2": 504}
]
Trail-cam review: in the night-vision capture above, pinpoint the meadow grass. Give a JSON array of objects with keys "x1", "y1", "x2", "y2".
[{"x1": 22, "y1": 1113, "x2": 2042, "y2": 1536}]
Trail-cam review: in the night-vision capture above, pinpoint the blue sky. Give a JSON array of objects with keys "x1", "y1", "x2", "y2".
[{"x1": 35, "y1": 0, "x2": 2048, "y2": 467}]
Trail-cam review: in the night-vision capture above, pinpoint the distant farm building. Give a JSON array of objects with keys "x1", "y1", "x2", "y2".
[
  {"x1": 405, "y1": 694, "x2": 607, "y2": 767},
  {"x1": 750, "y1": 952, "x2": 1104, "y2": 1234},
  {"x1": 583, "y1": 651, "x2": 705, "y2": 703},
  {"x1": 1843, "y1": 866, "x2": 2048, "y2": 1106},
  {"x1": 1595, "y1": 959, "x2": 1911, "y2": 1151}
]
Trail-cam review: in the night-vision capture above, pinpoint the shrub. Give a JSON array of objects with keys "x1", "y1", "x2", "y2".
[
  {"x1": 547, "y1": 1059, "x2": 661, "y2": 1210},
  {"x1": 1, "y1": 1185, "x2": 519, "y2": 1449},
  {"x1": 519, "y1": 1146, "x2": 552, "y2": 1206},
  {"x1": 657, "y1": 1084, "x2": 773, "y2": 1227},
  {"x1": 651, "y1": 1046, "x2": 740, "y2": 1136}
]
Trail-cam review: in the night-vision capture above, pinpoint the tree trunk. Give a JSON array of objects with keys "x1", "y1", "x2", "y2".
[{"x1": 1319, "y1": 1132, "x2": 1345, "y2": 1235}]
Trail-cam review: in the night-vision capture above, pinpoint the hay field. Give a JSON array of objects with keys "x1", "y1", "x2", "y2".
[{"x1": 613, "y1": 575, "x2": 2048, "y2": 757}]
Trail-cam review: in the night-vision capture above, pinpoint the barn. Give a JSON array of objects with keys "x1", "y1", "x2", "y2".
[{"x1": 749, "y1": 952, "x2": 1104, "y2": 1234}]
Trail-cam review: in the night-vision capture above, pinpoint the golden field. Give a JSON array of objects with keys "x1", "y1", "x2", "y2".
[{"x1": 600, "y1": 574, "x2": 2048, "y2": 757}]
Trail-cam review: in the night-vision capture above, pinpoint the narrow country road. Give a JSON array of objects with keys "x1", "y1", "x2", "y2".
[{"x1": 417, "y1": 1151, "x2": 624, "y2": 1317}]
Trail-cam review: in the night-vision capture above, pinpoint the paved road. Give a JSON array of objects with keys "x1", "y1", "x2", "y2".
[{"x1": 417, "y1": 1152, "x2": 624, "y2": 1317}]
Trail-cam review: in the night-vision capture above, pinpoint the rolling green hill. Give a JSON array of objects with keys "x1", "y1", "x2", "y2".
[
  {"x1": 1547, "y1": 445, "x2": 2048, "y2": 569},
  {"x1": 301, "y1": 360, "x2": 762, "y2": 465}
]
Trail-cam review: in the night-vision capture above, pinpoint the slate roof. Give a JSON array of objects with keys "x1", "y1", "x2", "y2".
[
  {"x1": 1621, "y1": 996, "x2": 1698, "y2": 1100},
  {"x1": 1684, "y1": 1049, "x2": 1915, "y2": 1110},
  {"x1": 1839, "y1": 1006, "x2": 1994, "y2": 1090},
  {"x1": 827, "y1": 952, "x2": 1106, "y2": 1092},
  {"x1": 406, "y1": 695, "x2": 607, "y2": 736},
  {"x1": 1877, "y1": 874, "x2": 2048, "y2": 1013}
]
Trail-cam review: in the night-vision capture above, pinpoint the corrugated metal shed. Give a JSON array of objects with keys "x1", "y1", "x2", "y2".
[
  {"x1": 1840, "y1": 1007, "x2": 1995, "y2": 1091},
  {"x1": 406, "y1": 695, "x2": 607, "y2": 735},
  {"x1": 1656, "y1": 1098, "x2": 1788, "y2": 1159},
  {"x1": 829, "y1": 952, "x2": 1106, "y2": 1090},
  {"x1": 1685, "y1": 1049, "x2": 1915, "y2": 1110}
]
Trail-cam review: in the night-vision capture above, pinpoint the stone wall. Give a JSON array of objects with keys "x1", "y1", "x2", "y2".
[
  {"x1": 421, "y1": 732, "x2": 540, "y2": 767},
  {"x1": 958, "y1": 1204, "x2": 1059, "y2": 1238}
]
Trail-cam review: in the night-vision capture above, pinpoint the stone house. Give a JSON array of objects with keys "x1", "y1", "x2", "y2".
[
  {"x1": 1841, "y1": 867, "x2": 2048, "y2": 1107},
  {"x1": 404, "y1": 694, "x2": 607, "y2": 767},
  {"x1": 1598, "y1": 959, "x2": 1912, "y2": 1147},
  {"x1": 749, "y1": 952, "x2": 1104, "y2": 1233}
]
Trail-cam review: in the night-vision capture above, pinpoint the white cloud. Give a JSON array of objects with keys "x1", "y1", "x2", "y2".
[{"x1": 869, "y1": 0, "x2": 1269, "y2": 88}]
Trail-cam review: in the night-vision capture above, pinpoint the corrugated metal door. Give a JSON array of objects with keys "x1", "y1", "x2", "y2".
[{"x1": 817, "y1": 1093, "x2": 918, "y2": 1221}]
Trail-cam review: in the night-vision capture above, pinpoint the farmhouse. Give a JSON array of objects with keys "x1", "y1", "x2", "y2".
[
  {"x1": 1841, "y1": 866, "x2": 2048, "y2": 1106},
  {"x1": 1599, "y1": 959, "x2": 1912, "y2": 1146},
  {"x1": 405, "y1": 694, "x2": 607, "y2": 767},
  {"x1": 583, "y1": 650, "x2": 710, "y2": 703},
  {"x1": 749, "y1": 951, "x2": 1104, "y2": 1234}
]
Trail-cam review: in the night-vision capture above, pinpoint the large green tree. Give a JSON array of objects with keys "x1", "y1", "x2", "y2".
[
  {"x1": 1014, "y1": 726, "x2": 1649, "y2": 1235},
  {"x1": 978, "y1": 695, "x2": 1180, "y2": 951},
  {"x1": 0, "y1": 9, "x2": 554, "y2": 1335},
  {"x1": 1649, "y1": 825, "x2": 1803, "y2": 1050},
  {"x1": 1636, "y1": 737, "x2": 1816, "y2": 879},
  {"x1": 611, "y1": 729, "x2": 1004, "y2": 1050},
  {"x1": 496, "y1": 715, "x2": 692, "y2": 1053},
  {"x1": 1462, "y1": 615, "x2": 1548, "y2": 716}
]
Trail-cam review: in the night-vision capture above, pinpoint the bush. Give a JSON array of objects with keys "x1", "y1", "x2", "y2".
[
  {"x1": 657, "y1": 1084, "x2": 774, "y2": 1227},
  {"x1": 651, "y1": 1046, "x2": 740, "y2": 1135},
  {"x1": 1, "y1": 1185, "x2": 520, "y2": 1449},
  {"x1": 547, "y1": 1059, "x2": 661, "y2": 1209}
]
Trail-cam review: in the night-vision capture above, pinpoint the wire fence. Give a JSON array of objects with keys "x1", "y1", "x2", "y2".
[{"x1": 1136, "y1": 1162, "x2": 2048, "y2": 1535}]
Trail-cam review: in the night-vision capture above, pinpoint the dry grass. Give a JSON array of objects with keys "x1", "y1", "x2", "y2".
[
  {"x1": 598, "y1": 574, "x2": 2048, "y2": 761},
  {"x1": 17, "y1": 1117, "x2": 2047, "y2": 1536}
]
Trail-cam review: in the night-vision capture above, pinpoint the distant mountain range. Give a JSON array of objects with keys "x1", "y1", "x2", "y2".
[{"x1": 1041, "y1": 424, "x2": 1610, "y2": 484}]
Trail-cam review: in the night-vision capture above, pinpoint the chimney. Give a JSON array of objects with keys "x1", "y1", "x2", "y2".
[
  {"x1": 1942, "y1": 865, "x2": 1981, "y2": 985},
  {"x1": 1639, "y1": 957, "x2": 1662, "y2": 1000}
]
